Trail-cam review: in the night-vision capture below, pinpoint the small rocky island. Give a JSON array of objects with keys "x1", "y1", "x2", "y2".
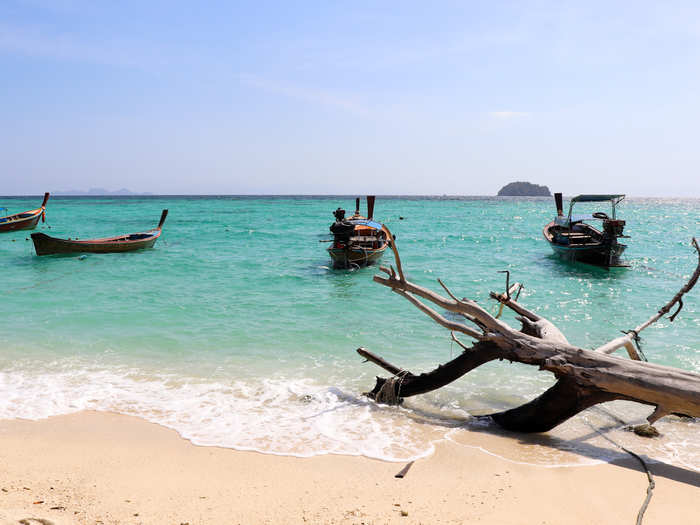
[{"x1": 497, "y1": 181, "x2": 551, "y2": 197}]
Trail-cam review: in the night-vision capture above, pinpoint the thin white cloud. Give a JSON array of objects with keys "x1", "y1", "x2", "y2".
[
  {"x1": 0, "y1": 22, "x2": 165, "y2": 69},
  {"x1": 489, "y1": 111, "x2": 531, "y2": 119},
  {"x1": 238, "y1": 73, "x2": 369, "y2": 116}
]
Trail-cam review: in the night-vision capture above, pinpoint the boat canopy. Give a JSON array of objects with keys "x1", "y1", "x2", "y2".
[
  {"x1": 571, "y1": 194, "x2": 625, "y2": 203},
  {"x1": 350, "y1": 219, "x2": 383, "y2": 230},
  {"x1": 565, "y1": 194, "x2": 625, "y2": 221}
]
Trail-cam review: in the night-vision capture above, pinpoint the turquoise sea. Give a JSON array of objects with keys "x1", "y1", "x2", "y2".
[{"x1": 1, "y1": 195, "x2": 698, "y2": 469}]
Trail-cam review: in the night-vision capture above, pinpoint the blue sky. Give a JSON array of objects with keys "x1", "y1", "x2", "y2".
[{"x1": 2, "y1": 1, "x2": 700, "y2": 196}]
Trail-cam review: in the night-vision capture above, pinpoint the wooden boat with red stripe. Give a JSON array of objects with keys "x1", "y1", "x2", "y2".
[
  {"x1": 31, "y1": 209, "x2": 168, "y2": 256},
  {"x1": 0, "y1": 193, "x2": 50, "y2": 232}
]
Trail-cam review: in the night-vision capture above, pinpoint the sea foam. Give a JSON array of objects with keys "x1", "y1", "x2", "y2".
[{"x1": 1, "y1": 360, "x2": 698, "y2": 470}]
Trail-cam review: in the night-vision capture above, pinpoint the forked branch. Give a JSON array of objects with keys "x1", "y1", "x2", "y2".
[
  {"x1": 595, "y1": 237, "x2": 700, "y2": 357},
  {"x1": 359, "y1": 228, "x2": 700, "y2": 432}
]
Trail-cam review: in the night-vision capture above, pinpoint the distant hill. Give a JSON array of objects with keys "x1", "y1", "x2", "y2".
[
  {"x1": 53, "y1": 188, "x2": 153, "y2": 196},
  {"x1": 497, "y1": 182, "x2": 551, "y2": 197}
]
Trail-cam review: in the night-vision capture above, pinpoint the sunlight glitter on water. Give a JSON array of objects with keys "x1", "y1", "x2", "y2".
[{"x1": 0, "y1": 195, "x2": 698, "y2": 468}]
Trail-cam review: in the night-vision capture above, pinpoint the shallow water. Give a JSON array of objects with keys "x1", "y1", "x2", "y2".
[{"x1": 0, "y1": 195, "x2": 698, "y2": 469}]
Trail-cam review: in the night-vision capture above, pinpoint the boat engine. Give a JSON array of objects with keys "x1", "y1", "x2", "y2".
[
  {"x1": 603, "y1": 218, "x2": 626, "y2": 238},
  {"x1": 333, "y1": 207, "x2": 345, "y2": 222},
  {"x1": 330, "y1": 208, "x2": 354, "y2": 245}
]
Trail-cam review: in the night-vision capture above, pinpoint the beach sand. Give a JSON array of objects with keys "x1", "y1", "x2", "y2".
[{"x1": 0, "y1": 411, "x2": 698, "y2": 525}]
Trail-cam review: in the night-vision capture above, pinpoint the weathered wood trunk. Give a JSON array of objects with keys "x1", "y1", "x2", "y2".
[{"x1": 358, "y1": 235, "x2": 700, "y2": 433}]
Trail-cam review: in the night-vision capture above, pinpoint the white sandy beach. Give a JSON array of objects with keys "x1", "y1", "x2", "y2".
[{"x1": 1, "y1": 411, "x2": 698, "y2": 524}]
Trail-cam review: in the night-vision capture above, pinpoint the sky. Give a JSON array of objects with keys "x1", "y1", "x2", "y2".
[{"x1": 1, "y1": 1, "x2": 700, "y2": 196}]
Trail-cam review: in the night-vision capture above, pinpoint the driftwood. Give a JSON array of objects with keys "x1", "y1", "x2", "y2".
[{"x1": 359, "y1": 233, "x2": 700, "y2": 433}]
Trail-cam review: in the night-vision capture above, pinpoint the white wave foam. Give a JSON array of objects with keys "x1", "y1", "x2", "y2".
[
  {"x1": 0, "y1": 364, "x2": 437, "y2": 462},
  {"x1": 1, "y1": 363, "x2": 698, "y2": 470}
]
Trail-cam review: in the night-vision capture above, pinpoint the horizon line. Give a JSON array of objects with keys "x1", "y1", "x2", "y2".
[{"x1": 2, "y1": 193, "x2": 699, "y2": 199}]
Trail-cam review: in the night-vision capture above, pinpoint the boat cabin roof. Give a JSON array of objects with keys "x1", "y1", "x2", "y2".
[
  {"x1": 348, "y1": 218, "x2": 383, "y2": 230},
  {"x1": 571, "y1": 194, "x2": 625, "y2": 203},
  {"x1": 563, "y1": 194, "x2": 625, "y2": 222}
]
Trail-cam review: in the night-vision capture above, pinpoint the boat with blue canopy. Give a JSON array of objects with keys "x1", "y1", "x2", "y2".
[
  {"x1": 327, "y1": 196, "x2": 389, "y2": 268},
  {"x1": 543, "y1": 193, "x2": 628, "y2": 267}
]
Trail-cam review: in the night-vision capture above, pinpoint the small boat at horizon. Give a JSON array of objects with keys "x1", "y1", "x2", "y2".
[
  {"x1": 543, "y1": 193, "x2": 628, "y2": 268},
  {"x1": 327, "y1": 196, "x2": 389, "y2": 268},
  {"x1": 0, "y1": 193, "x2": 50, "y2": 232},
  {"x1": 31, "y1": 209, "x2": 168, "y2": 256}
]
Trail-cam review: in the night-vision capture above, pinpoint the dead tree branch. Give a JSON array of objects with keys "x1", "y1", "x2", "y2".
[
  {"x1": 595, "y1": 237, "x2": 700, "y2": 358},
  {"x1": 359, "y1": 230, "x2": 700, "y2": 432}
]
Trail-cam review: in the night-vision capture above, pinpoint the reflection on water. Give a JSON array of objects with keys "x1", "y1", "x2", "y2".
[{"x1": 541, "y1": 253, "x2": 631, "y2": 279}]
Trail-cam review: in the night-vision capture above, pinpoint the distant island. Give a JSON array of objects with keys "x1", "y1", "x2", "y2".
[
  {"x1": 53, "y1": 188, "x2": 153, "y2": 196},
  {"x1": 497, "y1": 182, "x2": 551, "y2": 197}
]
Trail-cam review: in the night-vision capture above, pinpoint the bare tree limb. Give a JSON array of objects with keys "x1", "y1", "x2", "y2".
[
  {"x1": 359, "y1": 228, "x2": 700, "y2": 432},
  {"x1": 357, "y1": 342, "x2": 504, "y2": 401},
  {"x1": 595, "y1": 237, "x2": 700, "y2": 356},
  {"x1": 489, "y1": 287, "x2": 541, "y2": 322},
  {"x1": 357, "y1": 347, "x2": 404, "y2": 375},
  {"x1": 382, "y1": 224, "x2": 405, "y2": 281},
  {"x1": 394, "y1": 289, "x2": 486, "y2": 340}
]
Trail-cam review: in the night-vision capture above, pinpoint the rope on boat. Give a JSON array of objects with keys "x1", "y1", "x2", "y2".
[{"x1": 342, "y1": 244, "x2": 369, "y2": 271}]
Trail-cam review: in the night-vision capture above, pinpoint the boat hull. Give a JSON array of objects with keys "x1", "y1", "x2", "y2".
[
  {"x1": 30, "y1": 209, "x2": 167, "y2": 256},
  {"x1": 328, "y1": 245, "x2": 387, "y2": 268},
  {"x1": 543, "y1": 222, "x2": 627, "y2": 267},
  {"x1": 31, "y1": 232, "x2": 161, "y2": 255},
  {"x1": 548, "y1": 241, "x2": 627, "y2": 266},
  {"x1": 0, "y1": 193, "x2": 49, "y2": 233},
  {"x1": 0, "y1": 211, "x2": 42, "y2": 232}
]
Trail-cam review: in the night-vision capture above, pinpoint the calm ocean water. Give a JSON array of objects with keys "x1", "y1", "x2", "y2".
[{"x1": 1, "y1": 195, "x2": 698, "y2": 469}]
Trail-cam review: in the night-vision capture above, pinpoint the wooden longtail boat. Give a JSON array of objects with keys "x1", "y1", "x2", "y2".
[
  {"x1": 543, "y1": 193, "x2": 628, "y2": 267},
  {"x1": 327, "y1": 196, "x2": 389, "y2": 268},
  {"x1": 0, "y1": 193, "x2": 50, "y2": 232},
  {"x1": 31, "y1": 209, "x2": 168, "y2": 256}
]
